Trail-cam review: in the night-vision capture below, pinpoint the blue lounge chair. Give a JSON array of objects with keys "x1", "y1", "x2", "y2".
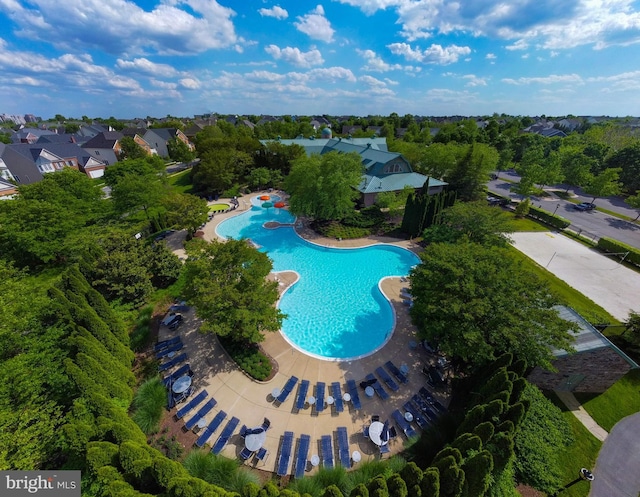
[
  {"x1": 211, "y1": 416, "x2": 239, "y2": 455},
  {"x1": 256, "y1": 447, "x2": 268, "y2": 464},
  {"x1": 412, "y1": 393, "x2": 438, "y2": 422},
  {"x1": 315, "y1": 382, "x2": 325, "y2": 412},
  {"x1": 375, "y1": 366, "x2": 399, "y2": 392},
  {"x1": 337, "y1": 427, "x2": 350, "y2": 468},
  {"x1": 380, "y1": 443, "x2": 391, "y2": 455},
  {"x1": 276, "y1": 375, "x2": 299, "y2": 404},
  {"x1": 331, "y1": 382, "x2": 344, "y2": 413},
  {"x1": 391, "y1": 409, "x2": 417, "y2": 438},
  {"x1": 295, "y1": 380, "x2": 310, "y2": 410},
  {"x1": 158, "y1": 352, "x2": 187, "y2": 372},
  {"x1": 403, "y1": 401, "x2": 429, "y2": 430},
  {"x1": 176, "y1": 390, "x2": 208, "y2": 419},
  {"x1": 419, "y1": 386, "x2": 446, "y2": 413},
  {"x1": 363, "y1": 425, "x2": 370, "y2": 439},
  {"x1": 321, "y1": 435, "x2": 334, "y2": 469},
  {"x1": 185, "y1": 398, "x2": 217, "y2": 431},
  {"x1": 385, "y1": 360, "x2": 408, "y2": 384},
  {"x1": 156, "y1": 340, "x2": 184, "y2": 359},
  {"x1": 154, "y1": 336, "x2": 181, "y2": 352},
  {"x1": 195, "y1": 410, "x2": 227, "y2": 448},
  {"x1": 163, "y1": 363, "x2": 191, "y2": 387},
  {"x1": 346, "y1": 379, "x2": 361, "y2": 410},
  {"x1": 277, "y1": 431, "x2": 294, "y2": 476},
  {"x1": 294, "y1": 434, "x2": 311, "y2": 478},
  {"x1": 365, "y1": 373, "x2": 389, "y2": 400}
]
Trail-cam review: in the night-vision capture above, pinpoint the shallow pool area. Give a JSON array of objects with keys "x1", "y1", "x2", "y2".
[{"x1": 217, "y1": 199, "x2": 419, "y2": 360}]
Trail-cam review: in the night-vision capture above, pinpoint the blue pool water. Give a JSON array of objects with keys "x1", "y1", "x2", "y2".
[{"x1": 217, "y1": 198, "x2": 419, "y2": 360}]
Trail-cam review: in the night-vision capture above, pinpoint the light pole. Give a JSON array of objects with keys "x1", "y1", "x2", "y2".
[{"x1": 553, "y1": 468, "x2": 594, "y2": 495}]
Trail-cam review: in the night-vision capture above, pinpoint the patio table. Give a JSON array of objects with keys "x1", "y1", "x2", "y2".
[
  {"x1": 368, "y1": 421, "x2": 388, "y2": 446},
  {"x1": 365, "y1": 386, "x2": 374, "y2": 397},
  {"x1": 172, "y1": 375, "x2": 192, "y2": 394},
  {"x1": 245, "y1": 428, "x2": 267, "y2": 452}
]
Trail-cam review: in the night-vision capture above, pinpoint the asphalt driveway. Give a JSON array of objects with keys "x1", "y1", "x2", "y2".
[{"x1": 589, "y1": 412, "x2": 640, "y2": 497}]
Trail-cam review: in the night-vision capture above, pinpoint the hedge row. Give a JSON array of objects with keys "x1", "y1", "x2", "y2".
[
  {"x1": 527, "y1": 205, "x2": 571, "y2": 229},
  {"x1": 597, "y1": 237, "x2": 640, "y2": 267}
]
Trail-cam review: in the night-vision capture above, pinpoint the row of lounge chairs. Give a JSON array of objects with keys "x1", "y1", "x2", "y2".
[
  {"x1": 277, "y1": 427, "x2": 354, "y2": 477},
  {"x1": 158, "y1": 352, "x2": 188, "y2": 372}
]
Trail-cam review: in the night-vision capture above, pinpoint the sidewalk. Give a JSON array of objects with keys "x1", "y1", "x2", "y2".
[{"x1": 553, "y1": 390, "x2": 608, "y2": 442}]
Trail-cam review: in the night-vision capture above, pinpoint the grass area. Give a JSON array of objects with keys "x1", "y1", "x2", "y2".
[
  {"x1": 167, "y1": 169, "x2": 193, "y2": 194},
  {"x1": 507, "y1": 246, "x2": 620, "y2": 326},
  {"x1": 574, "y1": 369, "x2": 640, "y2": 431},
  {"x1": 510, "y1": 215, "x2": 550, "y2": 232},
  {"x1": 209, "y1": 203, "x2": 230, "y2": 212},
  {"x1": 547, "y1": 391, "x2": 602, "y2": 497}
]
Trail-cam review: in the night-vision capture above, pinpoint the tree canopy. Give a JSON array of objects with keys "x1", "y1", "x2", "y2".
[
  {"x1": 182, "y1": 238, "x2": 285, "y2": 343},
  {"x1": 284, "y1": 151, "x2": 364, "y2": 221},
  {"x1": 410, "y1": 242, "x2": 577, "y2": 370}
]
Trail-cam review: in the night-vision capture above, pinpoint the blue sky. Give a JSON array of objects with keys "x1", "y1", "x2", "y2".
[{"x1": 1, "y1": 0, "x2": 640, "y2": 119}]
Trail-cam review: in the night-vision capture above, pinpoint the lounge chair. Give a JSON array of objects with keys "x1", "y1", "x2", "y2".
[
  {"x1": 262, "y1": 418, "x2": 271, "y2": 431},
  {"x1": 337, "y1": 427, "x2": 350, "y2": 468},
  {"x1": 256, "y1": 447, "x2": 269, "y2": 464},
  {"x1": 371, "y1": 414, "x2": 380, "y2": 422},
  {"x1": 295, "y1": 380, "x2": 310, "y2": 410},
  {"x1": 403, "y1": 401, "x2": 429, "y2": 430},
  {"x1": 211, "y1": 416, "x2": 240, "y2": 455},
  {"x1": 385, "y1": 360, "x2": 408, "y2": 384},
  {"x1": 391, "y1": 409, "x2": 417, "y2": 438},
  {"x1": 362, "y1": 425, "x2": 370, "y2": 439},
  {"x1": 163, "y1": 363, "x2": 191, "y2": 387},
  {"x1": 412, "y1": 393, "x2": 438, "y2": 422},
  {"x1": 388, "y1": 426, "x2": 397, "y2": 439},
  {"x1": 380, "y1": 444, "x2": 391, "y2": 455},
  {"x1": 176, "y1": 390, "x2": 207, "y2": 419},
  {"x1": 277, "y1": 431, "x2": 294, "y2": 476},
  {"x1": 158, "y1": 352, "x2": 187, "y2": 372},
  {"x1": 154, "y1": 336, "x2": 181, "y2": 352},
  {"x1": 346, "y1": 379, "x2": 361, "y2": 410},
  {"x1": 321, "y1": 435, "x2": 334, "y2": 469},
  {"x1": 419, "y1": 386, "x2": 446, "y2": 413},
  {"x1": 331, "y1": 382, "x2": 344, "y2": 413},
  {"x1": 184, "y1": 398, "x2": 217, "y2": 431},
  {"x1": 195, "y1": 410, "x2": 227, "y2": 448},
  {"x1": 156, "y1": 340, "x2": 184, "y2": 359},
  {"x1": 276, "y1": 375, "x2": 299, "y2": 404},
  {"x1": 294, "y1": 434, "x2": 311, "y2": 479},
  {"x1": 315, "y1": 382, "x2": 325, "y2": 412},
  {"x1": 365, "y1": 374, "x2": 389, "y2": 400}
]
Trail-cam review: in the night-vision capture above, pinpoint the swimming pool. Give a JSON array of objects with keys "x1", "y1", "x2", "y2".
[{"x1": 217, "y1": 198, "x2": 419, "y2": 360}]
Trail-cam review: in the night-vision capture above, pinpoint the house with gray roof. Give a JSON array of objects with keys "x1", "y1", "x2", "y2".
[
  {"x1": 82, "y1": 131, "x2": 124, "y2": 165},
  {"x1": 528, "y1": 306, "x2": 638, "y2": 393},
  {"x1": 262, "y1": 136, "x2": 446, "y2": 206},
  {"x1": 142, "y1": 128, "x2": 194, "y2": 158}
]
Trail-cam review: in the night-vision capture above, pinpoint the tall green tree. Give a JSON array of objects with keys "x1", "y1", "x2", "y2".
[
  {"x1": 584, "y1": 167, "x2": 622, "y2": 203},
  {"x1": 410, "y1": 242, "x2": 577, "y2": 370},
  {"x1": 161, "y1": 193, "x2": 208, "y2": 233},
  {"x1": 167, "y1": 138, "x2": 196, "y2": 163},
  {"x1": 118, "y1": 136, "x2": 148, "y2": 160},
  {"x1": 626, "y1": 192, "x2": 640, "y2": 220},
  {"x1": 182, "y1": 239, "x2": 285, "y2": 343},
  {"x1": 604, "y1": 143, "x2": 640, "y2": 193},
  {"x1": 445, "y1": 143, "x2": 498, "y2": 201},
  {"x1": 285, "y1": 151, "x2": 363, "y2": 221}
]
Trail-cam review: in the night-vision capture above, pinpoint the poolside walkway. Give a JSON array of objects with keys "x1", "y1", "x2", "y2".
[
  {"x1": 160, "y1": 193, "x2": 444, "y2": 474},
  {"x1": 553, "y1": 390, "x2": 608, "y2": 442}
]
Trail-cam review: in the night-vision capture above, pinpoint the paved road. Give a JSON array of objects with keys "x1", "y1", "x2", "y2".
[
  {"x1": 488, "y1": 175, "x2": 640, "y2": 250},
  {"x1": 589, "y1": 412, "x2": 640, "y2": 497}
]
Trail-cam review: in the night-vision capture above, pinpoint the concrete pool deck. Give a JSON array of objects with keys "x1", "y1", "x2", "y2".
[{"x1": 160, "y1": 193, "x2": 444, "y2": 474}]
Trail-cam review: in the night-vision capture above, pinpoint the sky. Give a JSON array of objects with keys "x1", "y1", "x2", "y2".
[{"x1": 1, "y1": 0, "x2": 640, "y2": 119}]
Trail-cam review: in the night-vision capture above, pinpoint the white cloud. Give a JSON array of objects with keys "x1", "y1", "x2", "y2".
[
  {"x1": 462, "y1": 74, "x2": 487, "y2": 87},
  {"x1": 506, "y1": 40, "x2": 529, "y2": 51},
  {"x1": 333, "y1": 0, "x2": 402, "y2": 16},
  {"x1": 179, "y1": 78, "x2": 200, "y2": 89},
  {"x1": 359, "y1": 75, "x2": 387, "y2": 87},
  {"x1": 116, "y1": 58, "x2": 180, "y2": 77},
  {"x1": 258, "y1": 6, "x2": 288, "y2": 19},
  {"x1": 264, "y1": 45, "x2": 324, "y2": 68},
  {"x1": 150, "y1": 79, "x2": 178, "y2": 90},
  {"x1": 0, "y1": 0, "x2": 241, "y2": 55},
  {"x1": 294, "y1": 5, "x2": 335, "y2": 43},
  {"x1": 502, "y1": 74, "x2": 584, "y2": 85},
  {"x1": 388, "y1": 42, "x2": 471, "y2": 65},
  {"x1": 486, "y1": 53, "x2": 497, "y2": 60},
  {"x1": 356, "y1": 48, "x2": 403, "y2": 72}
]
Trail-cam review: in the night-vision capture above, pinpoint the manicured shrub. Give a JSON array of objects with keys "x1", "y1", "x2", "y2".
[
  {"x1": 432, "y1": 447, "x2": 462, "y2": 466},
  {"x1": 387, "y1": 474, "x2": 407, "y2": 497},
  {"x1": 86, "y1": 442, "x2": 120, "y2": 474},
  {"x1": 479, "y1": 368, "x2": 510, "y2": 399},
  {"x1": 420, "y1": 468, "x2": 439, "y2": 497},
  {"x1": 322, "y1": 485, "x2": 344, "y2": 497},
  {"x1": 456, "y1": 405, "x2": 485, "y2": 436},
  {"x1": 527, "y1": 205, "x2": 570, "y2": 229},
  {"x1": 432, "y1": 456, "x2": 464, "y2": 497},
  {"x1": 349, "y1": 484, "x2": 369, "y2": 497},
  {"x1": 461, "y1": 450, "x2": 493, "y2": 497},
  {"x1": 503, "y1": 402, "x2": 527, "y2": 429},
  {"x1": 399, "y1": 462, "x2": 422, "y2": 490},
  {"x1": 258, "y1": 481, "x2": 280, "y2": 497},
  {"x1": 452, "y1": 433, "x2": 483, "y2": 455},
  {"x1": 473, "y1": 422, "x2": 495, "y2": 445},
  {"x1": 509, "y1": 378, "x2": 527, "y2": 405},
  {"x1": 153, "y1": 456, "x2": 188, "y2": 488},
  {"x1": 241, "y1": 483, "x2": 260, "y2": 497},
  {"x1": 367, "y1": 476, "x2": 388, "y2": 495},
  {"x1": 508, "y1": 358, "x2": 528, "y2": 377},
  {"x1": 483, "y1": 399, "x2": 506, "y2": 422}
]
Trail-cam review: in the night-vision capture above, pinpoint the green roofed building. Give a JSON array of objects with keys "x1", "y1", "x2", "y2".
[{"x1": 262, "y1": 136, "x2": 447, "y2": 206}]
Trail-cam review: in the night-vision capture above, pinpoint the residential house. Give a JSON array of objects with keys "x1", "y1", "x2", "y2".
[
  {"x1": 0, "y1": 178, "x2": 18, "y2": 199},
  {"x1": 142, "y1": 128, "x2": 194, "y2": 158},
  {"x1": 263, "y1": 136, "x2": 446, "y2": 206},
  {"x1": 528, "y1": 306, "x2": 638, "y2": 393},
  {"x1": 341, "y1": 125, "x2": 362, "y2": 136},
  {"x1": 121, "y1": 128, "x2": 154, "y2": 155},
  {"x1": 11, "y1": 128, "x2": 57, "y2": 144},
  {"x1": 82, "y1": 131, "x2": 124, "y2": 165}
]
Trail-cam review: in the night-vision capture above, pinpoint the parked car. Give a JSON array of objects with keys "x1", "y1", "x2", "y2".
[{"x1": 573, "y1": 202, "x2": 596, "y2": 211}]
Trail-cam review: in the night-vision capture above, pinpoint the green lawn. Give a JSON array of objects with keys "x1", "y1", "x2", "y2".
[
  {"x1": 548, "y1": 392, "x2": 603, "y2": 497},
  {"x1": 167, "y1": 169, "x2": 193, "y2": 194},
  {"x1": 510, "y1": 216, "x2": 550, "y2": 232},
  {"x1": 574, "y1": 369, "x2": 640, "y2": 431},
  {"x1": 507, "y1": 246, "x2": 620, "y2": 326}
]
